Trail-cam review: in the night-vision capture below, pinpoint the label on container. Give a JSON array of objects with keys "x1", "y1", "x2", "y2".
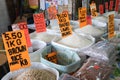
[
  {"x1": 115, "y1": 0, "x2": 119, "y2": 12},
  {"x1": 108, "y1": 14, "x2": 114, "y2": 39},
  {"x1": 78, "y1": 7, "x2": 87, "y2": 28},
  {"x1": 33, "y1": 13, "x2": 46, "y2": 33},
  {"x1": 109, "y1": 0, "x2": 114, "y2": 11},
  {"x1": 2, "y1": 30, "x2": 31, "y2": 71},
  {"x1": 99, "y1": 4, "x2": 104, "y2": 14},
  {"x1": 18, "y1": 22, "x2": 32, "y2": 47},
  {"x1": 45, "y1": 52, "x2": 57, "y2": 63},
  {"x1": 57, "y1": 13, "x2": 72, "y2": 38},
  {"x1": 90, "y1": 2, "x2": 98, "y2": 18}
]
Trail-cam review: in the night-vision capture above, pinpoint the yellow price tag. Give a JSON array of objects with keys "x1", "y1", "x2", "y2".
[
  {"x1": 108, "y1": 14, "x2": 114, "y2": 39},
  {"x1": 78, "y1": 7, "x2": 87, "y2": 28},
  {"x1": 57, "y1": 13, "x2": 72, "y2": 38},
  {"x1": 2, "y1": 30, "x2": 31, "y2": 71}
]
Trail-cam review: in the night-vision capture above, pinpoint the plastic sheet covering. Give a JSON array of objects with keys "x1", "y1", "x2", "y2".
[
  {"x1": 81, "y1": 41, "x2": 116, "y2": 61},
  {"x1": 73, "y1": 58, "x2": 113, "y2": 80},
  {"x1": 59, "y1": 73, "x2": 79, "y2": 80}
]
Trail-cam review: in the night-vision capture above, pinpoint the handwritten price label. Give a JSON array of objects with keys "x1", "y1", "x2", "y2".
[
  {"x1": 2, "y1": 30, "x2": 31, "y2": 71},
  {"x1": 78, "y1": 7, "x2": 87, "y2": 28}
]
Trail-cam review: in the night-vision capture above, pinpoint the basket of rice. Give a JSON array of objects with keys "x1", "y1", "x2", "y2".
[
  {"x1": 2, "y1": 62, "x2": 59, "y2": 80},
  {"x1": 52, "y1": 32, "x2": 95, "y2": 53},
  {"x1": 40, "y1": 45, "x2": 81, "y2": 73}
]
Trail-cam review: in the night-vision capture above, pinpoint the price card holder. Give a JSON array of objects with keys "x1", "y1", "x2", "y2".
[
  {"x1": 78, "y1": 7, "x2": 87, "y2": 28},
  {"x1": 18, "y1": 22, "x2": 32, "y2": 47},
  {"x1": 33, "y1": 13, "x2": 46, "y2": 33},
  {"x1": 99, "y1": 4, "x2": 104, "y2": 14},
  {"x1": 90, "y1": 2, "x2": 98, "y2": 18},
  {"x1": 2, "y1": 30, "x2": 31, "y2": 71},
  {"x1": 45, "y1": 52, "x2": 57, "y2": 63},
  {"x1": 57, "y1": 13, "x2": 72, "y2": 38},
  {"x1": 108, "y1": 14, "x2": 114, "y2": 39}
]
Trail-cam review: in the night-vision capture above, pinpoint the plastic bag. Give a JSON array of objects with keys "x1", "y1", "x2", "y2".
[
  {"x1": 73, "y1": 58, "x2": 113, "y2": 80},
  {"x1": 81, "y1": 41, "x2": 116, "y2": 61},
  {"x1": 59, "y1": 74, "x2": 79, "y2": 80}
]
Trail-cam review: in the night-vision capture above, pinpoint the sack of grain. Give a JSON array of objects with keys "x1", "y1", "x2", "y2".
[{"x1": 2, "y1": 62, "x2": 59, "y2": 80}]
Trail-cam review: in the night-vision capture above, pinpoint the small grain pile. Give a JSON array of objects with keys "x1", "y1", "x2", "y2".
[{"x1": 11, "y1": 69, "x2": 56, "y2": 80}]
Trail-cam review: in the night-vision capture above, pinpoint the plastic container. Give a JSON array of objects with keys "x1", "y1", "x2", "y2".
[
  {"x1": 40, "y1": 45, "x2": 81, "y2": 73},
  {"x1": 52, "y1": 33, "x2": 95, "y2": 54},
  {"x1": 28, "y1": 39, "x2": 46, "y2": 62},
  {"x1": 2, "y1": 62, "x2": 59, "y2": 80}
]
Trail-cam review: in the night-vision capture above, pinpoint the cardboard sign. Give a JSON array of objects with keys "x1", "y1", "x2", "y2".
[
  {"x1": 45, "y1": 52, "x2": 57, "y2": 63},
  {"x1": 57, "y1": 13, "x2": 72, "y2": 38},
  {"x1": 87, "y1": 15, "x2": 92, "y2": 25},
  {"x1": 78, "y1": 7, "x2": 87, "y2": 28},
  {"x1": 108, "y1": 14, "x2": 114, "y2": 39},
  {"x1": 105, "y1": 2, "x2": 108, "y2": 12},
  {"x1": 2, "y1": 30, "x2": 31, "y2": 71},
  {"x1": 18, "y1": 22, "x2": 32, "y2": 47},
  {"x1": 99, "y1": 4, "x2": 104, "y2": 14},
  {"x1": 33, "y1": 13, "x2": 46, "y2": 33},
  {"x1": 12, "y1": 22, "x2": 32, "y2": 47},
  {"x1": 115, "y1": 0, "x2": 119, "y2": 12},
  {"x1": 90, "y1": 2, "x2": 98, "y2": 18},
  {"x1": 109, "y1": 0, "x2": 114, "y2": 11}
]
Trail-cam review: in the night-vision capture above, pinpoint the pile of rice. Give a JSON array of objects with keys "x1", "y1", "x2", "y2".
[{"x1": 11, "y1": 69, "x2": 56, "y2": 80}]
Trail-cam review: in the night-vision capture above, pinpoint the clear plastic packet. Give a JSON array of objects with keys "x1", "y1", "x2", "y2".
[
  {"x1": 59, "y1": 74, "x2": 79, "y2": 80},
  {"x1": 81, "y1": 41, "x2": 116, "y2": 61},
  {"x1": 73, "y1": 58, "x2": 113, "y2": 80}
]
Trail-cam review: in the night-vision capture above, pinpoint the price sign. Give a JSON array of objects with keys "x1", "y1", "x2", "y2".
[
  {"x1": 33, "y1": 13, "x2": 46, "y2": 33},
  {"x1": 105, "y1": 2, "x2": 108, "y2": 12},
  {"x1": 57, "y1": 13, "x2": 72, "y2": 38},
  {"x1": 115, "y1": 0, "x2": 119, "y2": 12},
  {"x1": 12, "y1": 22, "x2": 32, "y2": 47},
  {"x1": 108, "y1": 14, "x2": 114, "y2": 39},
  {"x1": 99, "y1": 4, "x2": 104, "y2": 14},
  {"x1": 78, "y1": 7, "x2": 87, "y2": 28},
  {"x1": 109, "y1": 0, "x2": 114, "y2": 11},
  {"x1": 90, "y1": 2, "x2": 98, "y2": 18},
  {"x1": 45, "y1": 52, "x2": 57, "y2": 63},
  {"x1": 2, "y1": 30, "x2": 31, "y2": 71},
  {"x1": 87, "y1": 15, "x2": 92, "y2": 25},
  {"x1": 18, "y1": 22, "x2": 32, "y2": 47}
]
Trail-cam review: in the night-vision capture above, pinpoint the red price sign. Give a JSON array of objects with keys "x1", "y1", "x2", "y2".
[
  {"x1": 109, "y1": 0, "x2": 114, "y2": 11},
  {"x1": 18, "y1": 22, "x2": 32, "y2": 47},
  {"x1": 115, "y1": 0, "x2": 119, "y2": 12},
  {"x1": 33, "y1": 13, "x2": 46, "y2": 33},
  {"x1": 105, "y1": 2, "x2": 108, "y2": 10},
  {"x1": 99, "y1": 4, "x2": 104, "y2": 14}
]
